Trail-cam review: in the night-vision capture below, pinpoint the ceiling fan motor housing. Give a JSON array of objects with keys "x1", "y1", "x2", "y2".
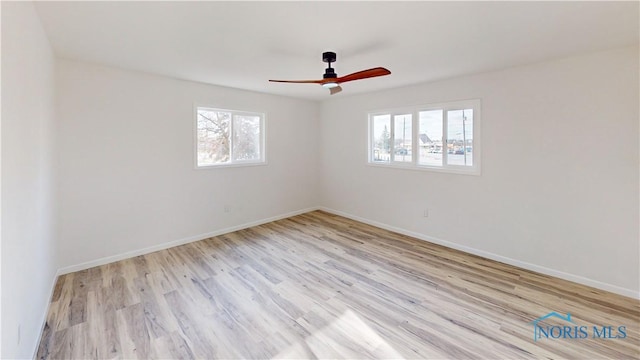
[{"x1": 323, "y1": 68, "x2": 337, "y2": 79}]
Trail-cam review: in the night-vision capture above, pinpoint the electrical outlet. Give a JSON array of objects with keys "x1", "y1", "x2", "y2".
[
  {"x1": 224, "y1": 205, "x2": 231, "y2": 213},
  {"x1": 423, "y1": 209, "x2": 429, "y2": 218}
]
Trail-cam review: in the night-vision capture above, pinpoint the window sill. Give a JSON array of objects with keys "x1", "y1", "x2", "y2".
[
  {"x1": 195, "y1": 161, "x2": 268, "y2": 170},
  {"x1": 367, "y1": 162, "x2": 481, "y2": 176}
]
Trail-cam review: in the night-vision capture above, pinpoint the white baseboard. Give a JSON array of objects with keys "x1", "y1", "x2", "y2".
[
  {"x1": 57, "y1": 207, "x2": 320, "y2": 275},
  {"x1": 318, "y1": 206, "x2": 640, "y2": 299}
]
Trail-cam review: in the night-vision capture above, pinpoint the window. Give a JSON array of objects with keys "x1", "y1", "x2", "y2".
[
  {"x1": 369, "y1": 99, "x2": 480, "y2": 174},
  {"x1": 196, "y1": 107, "x2": 265, "y2": 167}
]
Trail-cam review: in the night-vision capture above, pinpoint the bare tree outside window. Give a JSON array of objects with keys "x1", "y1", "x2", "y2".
[
  {"x1": 233, "y1": 115, "x2": 261, "y2": 161},
  {"x1": 197, "y1": 110, "x2": 230, "y2": 165},
  {"x1": 196, "y1": 107, "x2": 264, "y2": 167}
]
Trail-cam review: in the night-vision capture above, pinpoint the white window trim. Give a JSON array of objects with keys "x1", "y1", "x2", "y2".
[
  {"x1": 367, "y1": 99, "x2": 481, "y2": 175},
  {"x1": 194, "y1": 105, "x2": 267, "y2": 169}
]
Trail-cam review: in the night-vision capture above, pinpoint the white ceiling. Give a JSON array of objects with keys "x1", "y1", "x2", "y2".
[{"x1": 34, "y1": 1, "x2": 639, "y2": 101}]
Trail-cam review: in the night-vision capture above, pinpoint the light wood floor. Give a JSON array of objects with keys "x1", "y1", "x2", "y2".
[{"x1": 37, "y1": 211, "x2": 639, "y2": 359}]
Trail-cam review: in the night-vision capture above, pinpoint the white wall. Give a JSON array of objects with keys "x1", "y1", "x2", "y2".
[
  {"x1": 319, "y1": 46, "x2": 639, "y2": 296},
  {"x1": 1, "y1": 2, "x2": 58, "y2": 358},
  {"x1": 55, "y1": 60, "x2": 320, "y2": 269}
]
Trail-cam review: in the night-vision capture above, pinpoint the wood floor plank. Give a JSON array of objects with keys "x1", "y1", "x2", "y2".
[{"x1": 37, "y1": 210, "x2": 640, "y2": 359}]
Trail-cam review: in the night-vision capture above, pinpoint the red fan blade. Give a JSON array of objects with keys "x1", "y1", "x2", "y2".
[
  {"x1": 336, "y1": 67, "x2": 391, "y2": 84},
  {"x1": 269, "y1": 79, "x2": 323, "y2": 84}
]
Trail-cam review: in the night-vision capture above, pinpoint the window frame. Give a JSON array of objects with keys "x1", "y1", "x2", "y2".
[
  {"x1": 368, "y1": 99, "x2": 481, "y2": 175},
  {"x1": 194, "y1": 105, "x2": 267, "y2": 169}
]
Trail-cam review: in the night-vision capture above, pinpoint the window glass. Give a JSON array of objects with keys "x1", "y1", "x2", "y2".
[
  {"x1": 372, "y1": 114, "x2": 391, "y2": 163},
  {"x1": 419, "y1": 110, "x2": 443, "y2": 166},
  {"x1": 232, "y1": 115, "x2": 261, "y2": 162},
  {"x1": 368, "y1": 99, "x2": 480, "y2": 174},
  {"x1": 197, "y1": 109, "x2": 231, "y2": 166},
  {"x1": 446, "y1": 109, "x2": 473, "y2": 166},
  {"x1": 393, "y1": 114, "x2": 412, "y2": 163},
  {"x1": 196, "y1": 107, "x2": 264, "y2": 167}
]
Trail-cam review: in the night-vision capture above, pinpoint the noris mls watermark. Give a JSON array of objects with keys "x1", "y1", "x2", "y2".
[{"x1": 530, "y1": 312, "x2": 627, "y2": 342}]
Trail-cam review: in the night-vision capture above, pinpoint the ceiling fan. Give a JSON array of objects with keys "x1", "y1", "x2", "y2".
[{"x1": 269, "y1": 52, "x2": 391, "y2": 95}]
